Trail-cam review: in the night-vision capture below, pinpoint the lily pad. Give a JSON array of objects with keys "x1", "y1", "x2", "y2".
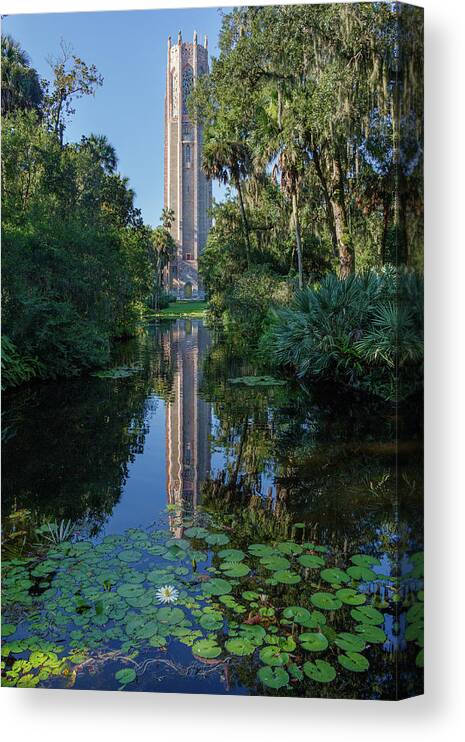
[
  {"x1": 338, "y1": 652, "x2": 369, "y2": 672},
  {"x1": 350, "y1": 554, "x2": 381, "y2": 568},
  {"x1": 303, "y1": 659, "x2": 336, "y2": 683},
  {"x1": 220, "y1": 562, "x2": 250, "y2": 577},
  {"x1": 199, "y1": 612, "x2": 223, "y2": 631},
  {"x1": 273, "y1": 570, "x2": 301, "y2": 584},
  {"x1": 93, "y1": 366, "x2": 142, "y2": 379},
  {"x1": 334, "y1": 633, "x2": 366, "y2": 652},
  {"x1": 218, "y1": 549, "x2": 245, "y2": 562},
  {"x1": 117, "y1": 549, "x2": 142, "y2": 564},
  {"x1": 157, "y1": 607, "x2": 185, "y2": 625},
  {"x1": 259, "y1": 645, "x2": 289, "y2": 666},
  {"x1": 202, "y1": 578, "x2": 233, "y2": 596},
  {"x1": 248, "y1": 544, "x2": 275, "y2": 557},
  {"x1": 350, "y1": 605, "x2": 384, "y2": 625},
  {"x1": 257, "y1": 666, "x2": 289, "y2": 689},
  {"x1": 115, "y1": 667, "x2": 137, "y2": 685},
  {"x1": 276, "y1": 541, "x2": 303, "y2": 555},
  {"x1": 229, "y1": 375, "x2": 286, "y2": 387},
  {"x1": 192, "y1": 639, "x2": 222, "y2": 659},
  {"x1": 299, "y1": 632, "x2": 329, "y2": 652},
  {"x1": 311, "y1": 592, "x2": 342, "y2": 611},
  {"x1": 298, "y1": 554, "x2": 325, "y2": 569},
  {"x1": 320, "y1": 568, "x2": 350, "y2": 585},
  {"x1": 117, "y1": 584, "x2": 145, "y2": 599},
  {"x1": 205, "y1": 532, "x2": 230, "y2": 546},
  {"x1": 354, "y1": 624, "x2": 387, "y2": 643},
  {"x1": 225, "y1": 637, "x2": 256, "y2": 656},
  {"x1": 259, "y1": 555, "x2": 291, "y2": 571},
  {"x1": 184, "y1": 527, "x2": 209, "y2": 539},
  {"x1": 346, "y1": 565, "x2": 377, "y2": 581},
  {"x1": 335, "y1": 588, "x2": 366, "y2": 606},
  {"x1": 1, "y1": 624, "x2": 17, "y2": 637}
]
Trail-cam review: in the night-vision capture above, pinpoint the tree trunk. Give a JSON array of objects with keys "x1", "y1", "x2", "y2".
[
  {"x1": 235, "y1": 177, "x2": 252, "y2": 269},
  {"x1": 291, "y1": 191, "x2": 303, "y2": 289},
  {"x1": 312, "y1": 147, "x2": 338, "y2": 258},
  {"x1": 330, "y1": 157, "x2": 354, "y2": 278}
]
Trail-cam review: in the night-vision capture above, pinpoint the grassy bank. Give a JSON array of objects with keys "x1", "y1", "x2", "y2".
[{"x1": 146, "y1": 301, "x2": 208, "y2": 320}]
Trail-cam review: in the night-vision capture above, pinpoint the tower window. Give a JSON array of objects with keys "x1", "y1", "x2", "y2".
[
  {"x1": 186, "y1": 253, "x2": 191, "y2": 261},
  {"x1": 185, "y1": 144, "x2": 191, "y2": 166}
]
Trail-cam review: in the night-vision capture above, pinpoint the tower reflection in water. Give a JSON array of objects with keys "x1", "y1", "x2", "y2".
[{"x1": 164, "y1": 320, "x2": 211, "y2": 534}]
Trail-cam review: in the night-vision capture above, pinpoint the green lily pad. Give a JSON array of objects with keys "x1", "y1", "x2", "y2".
[
  {"x1": 125, "y1": 615, "x2": 160, "y2": 640},
  {"x1": 125, "y1": 592, "x2": 153, "y2": 608},
  {"x1": 335, "y1": 588, "x2": 366, "y2": 606},
  {"x1": 273, "y1": 570, "x2": 301, "y2": 585},
  {"x1": 248, "y1": 544, "x2": 275, "y2": 557},
  {"x1": 220, "y1": 562, "x2": 250, "y2": 577},
  {"x1": 259, "y1": 555, "x2": 291, "y2": 571},
  {"x1": 354, "y1": 624, "x2": 387, "y2": 643},
  {"x1": 350, "y1": 605, "x2": 384, "y2": 625},
  {"x1": 282, "y1": 606, "x2": 311, "y2": 624},
  {"x1": 93, "y1": 366, "x2": 142, "y2": 379},
  {"x1": 117, "y1": 584, "x2": 145, "y2": 599},
  {"x1": 205, "y1": 532, "x2": 230, "y2": 546},
  {"x1": 192, "y1": 639, "x2": 222, "y2": 659},
  {"x1": 199, "y1": 612, "x2": 223, "y2": 631},
  {"x1": 242, "y1": 591, "x2": 260, "y2": 601},
  {"x1": 149, "y1": 635, "x2": 167, "y2": 648},
  {"x1": 115, "y1": 667, "x2": 136, "y2": 685},
  {"x1": 218, "y1": 549, "x2": 245, "y2": 562},
  {"x1": 334, "y1": 632, "x2": 366, "y2": 652},
  {"x1": 277, "y1": 542, "x2": 303, "y2": 556},
  {"x1": 350, "y1": 554, "x2": 381, "y2": 568},
  {"x1": 257, "y1": 666, "x2": 289, "y2": 689},
  {"x1": 311, "y1": 592, "x2": 342, "y2": 611},
  {"x1": 346, "y1": 565, "x2": 377, "y2": 581},
  {"x1": 117, "y1": 549, "x2": 142, "y2": 564},
  {"x1": 338, "y1": 652, "x2": 369, "y2": 672},
  {"x1": 299, "y1": 632, "x2": 329, "y2": 652},
  {"x1": 184, "y1": 527, "x2": 209, "y2": 539},
  {"x1": 229, "y1": 375, "x2": 286, "y2": 387},
  {"x1": 320, "y1": 568, "x2": 350, "y2": 585},
  {"x1": 416, "y1": 648, "x2": 424, "y2": 668},
  {"x1": 298, "y1": 554, "x2": 325, "y2": 568},
  {"x1": 303, "y1": 659, "x2": 336, "y2": 683},
  {"x1": 238, "y1": 624, "x2": 266, "y2": 645},
  {"x1": 1, "y1": 624, "x2": 17, "y2": 637},
  {"x1": 225, "y1": 637, "x2": 256, "y2": 656},
  {"x1": 202, "y1": 578, "x2": 233, "y2": 596},
  {"x1": 157, "y1": 607, "x2": 184, "y2": 625},
  {"x1": 259, "y1": 645, "x2": 289, "y2": 666}
]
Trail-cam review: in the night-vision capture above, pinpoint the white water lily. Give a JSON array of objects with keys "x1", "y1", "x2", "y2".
[{"x1": 155, "y1": 584, "x2": 179, "y2": 604}]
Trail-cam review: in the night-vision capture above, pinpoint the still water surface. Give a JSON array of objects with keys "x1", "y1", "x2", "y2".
[{"x1": 2, "y1": 319, "x2": 423, "y2": 698}]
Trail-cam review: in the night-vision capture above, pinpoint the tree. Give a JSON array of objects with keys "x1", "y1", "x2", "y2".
[
  {"x1": 148, "y1": 214, "x2": 176, "y2": 310},
  {"x1": 44, "y1": 40, "x2": 103, "y2": 145},
  {"x1": 202, "y1": 137, "x2": 252, "y2": 268},
  {"x1": 1, "y1": 34, "x2": 43, "y2": 116}
]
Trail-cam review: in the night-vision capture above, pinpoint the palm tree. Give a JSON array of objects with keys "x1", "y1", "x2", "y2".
[
  {"x1": 80, "y1": 133, "x2": 118, "y2": 174},
  {"x1": 202, "y1": 137, "x2": 252, "y2": 268},
  {"x1": 150, "y1": 222, "x2": 176, "y2": 309},
  {"x1": 1, "y1": 34, "x2": 43, "y2": 116}
]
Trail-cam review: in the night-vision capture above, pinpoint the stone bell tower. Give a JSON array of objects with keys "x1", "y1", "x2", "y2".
[{"x1": 164, "y1": 31, "x2": 212, "y2": 299}]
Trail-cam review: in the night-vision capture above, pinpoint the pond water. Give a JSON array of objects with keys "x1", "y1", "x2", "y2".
[{"x1": 1, "y1": 319, "x2": 423, "y2": 698}]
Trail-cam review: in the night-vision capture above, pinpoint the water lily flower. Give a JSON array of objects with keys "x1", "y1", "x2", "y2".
[{"x1": 155, "y1": 585, "x2": 179, "y2": 604}]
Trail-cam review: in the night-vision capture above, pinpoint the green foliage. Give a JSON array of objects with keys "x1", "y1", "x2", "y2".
[
  {"x1": 264, "y1": 268, "x2": 423, "y2": 400},
  {"x1": 1, "y1": 335, "x2": 45, "y2": 388},
  {"x1": 1, "y1": 43, "x2": 154, "y2": 387}
]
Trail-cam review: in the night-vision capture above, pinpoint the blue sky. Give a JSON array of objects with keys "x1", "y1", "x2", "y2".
[{"x1": 4, "y1": 7, "x2": 228, "y2": 225}]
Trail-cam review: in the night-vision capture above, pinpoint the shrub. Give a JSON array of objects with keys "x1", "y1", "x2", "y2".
[{"x1": 263, "y1": 267, "x2": 423, "y2": 400}]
